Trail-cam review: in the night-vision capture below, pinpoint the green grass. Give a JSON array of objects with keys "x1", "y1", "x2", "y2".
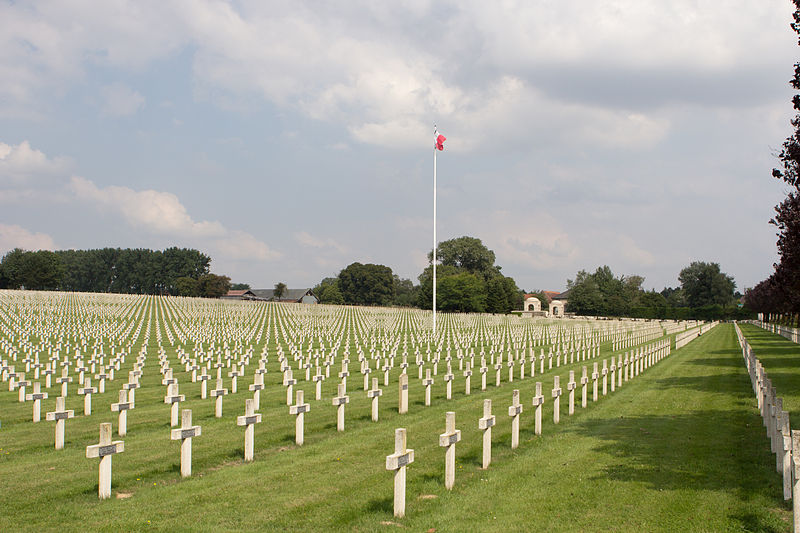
[{"x1": 0, "y1": 315, "x2": 791, "y2": 532}]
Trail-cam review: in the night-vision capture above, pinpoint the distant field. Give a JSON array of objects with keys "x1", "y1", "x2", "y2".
[{"x1": 0, "y1": 292, "x2": 789, "y2": 532}]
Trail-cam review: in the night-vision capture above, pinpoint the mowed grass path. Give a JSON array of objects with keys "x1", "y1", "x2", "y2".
[{"x1": 0, "y1": 324, "x2": 789, "y2": 532}]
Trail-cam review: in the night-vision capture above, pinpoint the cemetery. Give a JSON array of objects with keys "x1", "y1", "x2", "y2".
[{"x1": 0, "y1": 290, "x2": 796, "y2": 531}]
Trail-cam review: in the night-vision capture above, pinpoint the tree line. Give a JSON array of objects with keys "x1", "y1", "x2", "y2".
[
  {"x1": 744, "y1": 0, "x2": 800, "y2": 325},
  {"x1": 314, "y1": 236, "x2": 523, "y2": 313},
  {"x1": 0, "y1": 247, "x2": 231, "y2": 298}
]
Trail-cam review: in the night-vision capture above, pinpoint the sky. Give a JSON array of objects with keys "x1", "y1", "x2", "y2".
[{"x1": 0, "y1": 1, "x2": 797, "y2": 293}]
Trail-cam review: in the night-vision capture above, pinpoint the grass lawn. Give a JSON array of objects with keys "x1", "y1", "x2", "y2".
[{"x1": 0, "y1": 319, "x2": 791, "y2": 532}]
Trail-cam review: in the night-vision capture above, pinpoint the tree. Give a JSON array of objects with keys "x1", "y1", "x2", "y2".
[
  {"x1": 393, "y1": 276, "x2": 419, "y2": 307},
  {"x1": 437, "y1": 272, "x2": 487, "y2": 312},
  {"x1": 314, "y1": 277, "x2": 345, "y2": 304},
  {"x1": 19, "y1": 250, "x2": 63, "y2": 290},
  {"x1": 338, "y1": 263, "x2": 395, "y2": 306},
  {"x1": 678, "y1": 261, "x2": 735, "y2": 308},
  {"x1": 197, "y1": 274, "x2": 231, "y2": 298},
  {"x1": 274, "y1": 282, "x2": 287, "y2": 300},
  {"x1": 0, "y1": 248, "x2": 27, "y2": 288},
  {"x1": 566, "y1": 266, "x2": 642, "y2": 316},
  {"x1": 176, "y1": 276, "x2": 200, "y2": 297},
  {"x1": 231, "y1": 283, "x2": 250, "y2": 290},
  {"x1": 430, "y1": 236, "x2": 497, "y2": 278}
]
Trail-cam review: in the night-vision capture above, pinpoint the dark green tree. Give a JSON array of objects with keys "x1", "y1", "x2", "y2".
[
  {"x1": 197, "y1": 274, "x2": 231, "y2": 298},
  {"x1": 437, "y1": 272, "x2": 487, "y2": 312},
  {"x1": 678, "y1": 261, "x2": 735, "y2": 308},
  {"x1": 176, "y1": 276, "x2": 200, "y2": 297},
  {"x1": 338, "y1": 263, "x2": 395, "y2": 306},
  {"x1": 274, "y1": 282, "x2": 287, "y2": 300},
  {"x1": 429, "y1": 236, "x2": 498, "y2": 278},
  {"x1": 231, "y1": 283, "x2": 250, "y2": 290}
]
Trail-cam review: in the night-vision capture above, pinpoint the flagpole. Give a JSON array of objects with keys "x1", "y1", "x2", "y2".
[{"x1": 433, "y1": 125, "x2": 437, "y2": 339}]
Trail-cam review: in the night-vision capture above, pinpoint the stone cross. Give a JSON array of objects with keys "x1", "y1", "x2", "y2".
[
  {"x1": 312, "y1": 368, "x2": 325, "y2": 401},
  {"x1": 171, "y1": 409, "x2": 201, "y2": 477},
  {"x1": 567, "y1": 371, "x2": 576, "y2": 415},
  {"x1": 602, "y1": 360, "x2": 608, "y2": 396},
  {"x1": 385, "y1": 428, "x2": 414, "y2": 518},
  {"x1": 94, "y1": 370, "x2": 109, "y2": 394},
  {"x1": 480, "y1": 361, "x2": 488, "y2": 391},
  {"x1": 552, "y1": 375, "x2": 562, "y2": 424},
  {"x1": 85, "y1": 422, "x2": 124, "y2": 499},
  {"x1": 422, "y1": 369, "x2": 434, "y2": 406},
  {"x1": 26, "y1": 381, "x2": 48, "y2": 422},
  {"x1": 289, "y1": 390, "x2": 310, "y2": 445},
  {"x1": 792, "y1": 430, "x2": 800, "y2": 531},
  {"x1": 494, "y1": 356, "x2": 503, "y2": 387},
  {"x1": 46, "y1": 396, "x2": 74, "y2": 449},
  {"x1": 398, "y1": 373, "x2": 409, "y2": 414},
  {"x1": 332, "y1": 382, "x2": 350, "y2": 432},
  {"x1": 610, "y1": 357, "x2": 616, "y2": 392},
  {"x1": 618, "y1": 355, "x2": 624, "y2": 388},
  {"x1": 438, "y1": 411, "x2": 461, "y2": 490},
  {"x1": 77, "y1": 378, "x2": 97, "y2": 416},
  {"x1": 198, "y1": 369, "x2": 211, "y2": 399},
  {"x1": 110, "y1": 389, "x2": 133, "y2": 436},
  {"x1": 164, "y1": 382, "x2": 185, "y2": 427},
  {"x1": 17, "y1": 372, "x2": 31, "y2": 402},
  {"x1": 779, "y1": 411, "x2": 791, "y2": 500},
  {"x1": 338, "y1": 362, "x2": 350, "y2": 392},
  {"x1": 210, "y1": 378, "x2": 228, "y2": 418},
  {"x1": 56, "y1": 367, "x2": 72, "y2": 397},
  {"x1": 478, "y1": 399, "x2": 496, "y2": 469},
  {"x1": 532, "y1": 382, "x2": 544, "y2": 436},
  {"x1": 508, "y1": 389, "x2": 523, "y2": 449},
  {"x1": 228, "y1": 369, "x2": 241, "y2": 394},
  {"x1": 284, "y1": 369, "x2": 297, "y2": 406},
  {"x1": 236, "y1": 398, "x2": 262, "y2": 462},
  {"x1": 362, "y1": 364, "x2": 372, "y2": 391},
  {"x1": 580, "y1": 366, "x2": 589, "y2": 408},
  {"x1": 249, "y1": 372, "x2": 265, "y2": 411},
  {"x1": 592, "y1": 363, "x2": 599, "y2": 403},
  {"x1": 367, "y1": 377, "x2": 382, "y2": 422},
  {"x1": 463, "y1": 362, "x2": 472, "y2": 395},
  {"x1": 443, "y1": 367, "x2": 454, "y2": 400}
]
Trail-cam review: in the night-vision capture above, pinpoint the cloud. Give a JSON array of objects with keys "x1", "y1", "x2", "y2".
[
  {"x1": 99, "y1": 83, "x2": 145, "y2": 117},
  {"x1": 295, "y1": 231, "x2": 347, "y2": 254},
  {"x1": 69, "y1": 176, "x2": 280, "y2": 261},
  {"x1": 0, "y1": 140, "x2": 70, "y2": 184},
  {"x1": 0, "y1": 224, "x2": 55, "y2": 254}
]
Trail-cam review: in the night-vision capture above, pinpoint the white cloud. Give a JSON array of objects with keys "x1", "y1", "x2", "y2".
[
  {"x1": 100, "y1": 83, "x2": 145, "y2": 117},
  {"x1": 295, "y1": 231, "x2": 347, "y2": 254},
  {"x1": 0, "y1": 224, "x2": 55, "y2": 254},
  {"x1": 69, "y1": 176, "x2": 280, "y2": 262},
  {"x1": 0, "y1": 140, "x2": 69, "y2": 184}
]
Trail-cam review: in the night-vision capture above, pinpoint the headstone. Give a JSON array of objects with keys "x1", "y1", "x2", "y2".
[
  {"x1": 592, "y1": 363, "x2": 599, "y2": 402},
  {"x1": 77, "y1": 378, "x2": 97, "y2": 416},
  {"x1": 332, "y1": 382, "x2": 349, "y2": 432},
  {"x1": 46, "y1": 396, "x2": 74, "y2": 449},
  {"x1": 602, "y1": 360, "x2": 608, "y2": 396},
  {"x1": 385, "y1": 428, "x2": 414, "y2": 518},
  {"x1": 236, "y1": 398, "x2": 262, "y2": 462},
  {"x1": 249, "y1": 372, "x2": 265, "y2": 411},
  {"x1": 289, "y1": 390, "x2": 310, "y2": 445},
  {"x1": 438, "y1": 411, "x2": 461, "y2": 490},
  {"x1": 580, "y1": 366, "x2": 589, "y2": 408},
  {"x1": 463, "y1": 361, "x2": 472, "y2": 395},
  {"x1": 26, "y1": 381, "x2": 48, "y2": 422},
  {"x1": 508, "y1": 389, "x2": 523, "y2": 449},
  {"x1": 210, "y1": 378, "x2": 228, "y2": 418},
  {"x1": 423, "y1": 369, "x2": 434, "y2": 406},
  {"x1": 532, "y1": 382, "x2": 544, "y2": 436},
  {"x1": 567, "y1": 371, "x2": 576, "y2": 415},
  {"x1": 398, "y1": 373, "x2": 409, "y2": 414},
  {"x1": 367, "y1": 377, "x2": 382, "y2": 422},
  {"x1": 312, "y1": 369, "x2": 325, "y2": 401},
  {"x1": 443, "y1": 367, "x2": 454, "y2": 400},
  {"x1": 284, "y1": 369, "x2": 297, "y2": 406},
  {"x1": 478, "y1": 398, "x2": 496, "y2": 469},
  {"x1": 85, "y1": 422, "x2": 124, "y2": 499},
  {"x1": 198, "y1": 370, "x2": 211, "y2": 399},
  {"x1": 164, "y1": 382, "x2": 185, "y2": 427},
  {"x1": 792, "y1": 430, "x2": 800, "y2": 531},
  {"x1": 170, "y1": 409, "x2": 201, "y2": 477},
  {"x1": 110, "y1": 389, "x2": 133, "y2": 436},
  {"x1": 552, "y1": 375, "x2": 562, "y2": 424}
]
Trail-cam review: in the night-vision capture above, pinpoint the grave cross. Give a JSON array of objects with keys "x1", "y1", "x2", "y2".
[
  {"x1": 385, "y1": 428, "x2": 414, "y2": 518},
  {"x1": 78, "y1": 378, "x2": 97, "y2": 416},
  {"x1": 26, "y1": 381, "x2": 48, "y2": 422},
  {"x1": 602, "y1": 360, "x2": 608, "y2": 396},
  {"x1": 210, "y1": 378, "x2": 228, "y2": 418},
  {"x1": 85, "y1": 422, "x2": 124, "y2": 499},
  {"x1": 312, "y1": 368, "x2": 325, "y2": 401},
  {"x1": 236, "y1": 398, "x2": 262, "y2": 462},
  {"x1": 443, "y1": 367, "x2": 454, "y2": 400},
  {"x1": 610, "y1": 357, "x2": 616, "y2": 392},
  {"x1": 792, "y1": 430, "x2": 800, "y2": 532},
  {"x1": 494, "y1": 355, "x2": 503, "y2": 387},
  {"x1": 438, "y1": 411, "x2": 461, "y2": 490},
  {"x1": 552, "y1": 376, "x2": 562, "y2": 424},
  {"x1": 284, "y1": 369, "x2": 297, "y2": 406},
  {"x1": 533, "y1": 381, "x2": 544, "y2": 435},
  {"x1": 463, "y1": 361, "x2": 472, "y2": 395},
  {"x1": 164, "y1": 382, "x2": 186, "y2": 427},
  {"x1": 367, "y1": 377, "x2": 382, "y2": 422},
  {"x1": 332, "y1": 383, "x2": 350, "y2": 431},
  {"x1": 17, "y1": 372, "x2": 31, "y2": 403},
  {"x1": 592, "y1": 363, "x2": 599, "y2": 403},
  {"x1": 567, "y1": 371, "x2": 576, "y2": 415},
  {"x1": 289, "y1": 390, "x2": 310, "y2": 445},
  {"x1": 422, "y1": 369, "x2": 434, "y2": 406},
  {"x1": 478, "y1": 399, "x2": 496, "y2": 469},
  {"x1": 398, "y1": 373, "x2": 409, "y2": 414},
  {"x1": 508, "y1": 389, "x2": 523, "y2": 449},
  {"x1": 249, "y1": 372, "x2": 265, "y2": 410},
  {"x1": 110, "y1": 389, "x2": 133, "y2": 436},
  {"x1": 580, "y1": 366, "x2": 589, "y2": 408},
  {"x1": 46, "y1": 396, "x2": 74, "y2": 449},
  {"x1": 171, "y1": 409, "x2": 201, "y2": 477}
]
